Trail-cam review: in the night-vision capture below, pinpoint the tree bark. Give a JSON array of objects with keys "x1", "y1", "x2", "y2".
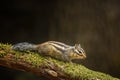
[{"x1": 0, "y1": 43, "x2": 119, "y2": 80}]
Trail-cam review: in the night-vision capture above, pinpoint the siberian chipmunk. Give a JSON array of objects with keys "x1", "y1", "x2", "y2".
[{"x1": 12, "y1": 41, "x2": 86, "y2": 62}]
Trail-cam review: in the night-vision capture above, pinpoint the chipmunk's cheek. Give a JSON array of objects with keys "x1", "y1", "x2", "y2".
[{"x1": 78, "y1": 54, "x2": 86, "y2": 59}]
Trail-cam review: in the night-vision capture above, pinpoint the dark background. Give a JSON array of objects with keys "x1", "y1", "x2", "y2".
[{"x1": 0, "y1": 0, "x2": 120, "y2": 80}]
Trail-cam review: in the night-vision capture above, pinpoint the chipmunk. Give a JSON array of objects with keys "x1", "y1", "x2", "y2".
[{"x1": 12, "y1": 41, "x2": 86, "y2": 62}]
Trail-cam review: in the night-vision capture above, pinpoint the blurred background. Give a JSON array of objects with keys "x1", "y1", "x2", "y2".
[{"x1": 0, "y1": 0, "x2": 120, "y2": 80}]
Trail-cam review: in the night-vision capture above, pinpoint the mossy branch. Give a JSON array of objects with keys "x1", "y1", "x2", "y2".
[{"x1": 0, "y1": 43, "x2": 119, "y2": 80}]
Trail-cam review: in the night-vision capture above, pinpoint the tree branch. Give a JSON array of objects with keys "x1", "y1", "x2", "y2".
[{"x1": 0, "y1": 43, "x2": 119, "y2": 80}]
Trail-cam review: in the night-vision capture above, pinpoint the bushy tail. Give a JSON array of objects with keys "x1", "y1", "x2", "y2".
[{"x1": 12, "y1": 42, "x2": 36, "y2": 51}]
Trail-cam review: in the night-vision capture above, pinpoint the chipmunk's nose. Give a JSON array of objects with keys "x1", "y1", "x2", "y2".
[
  {"x1": 81, "y1": 52, "x2": 86, "y2": 58},
  {"x1": 79, "y1": 48, "x2": 86, "y2": 58}
]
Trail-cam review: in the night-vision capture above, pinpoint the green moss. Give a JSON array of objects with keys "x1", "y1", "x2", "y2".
[
  {"x1": 0, "y1": 43, "x2": 12, "y2": 57},
  {"x1": 63, "y1": 63, "x2": 119, "y2": 80},
  {"x1": 24, "y1": 52, "x2": 45, "y2": 67},
  {"x1": 43, "y1": 57, "x2": 120, "y2": 80},
  {"x1": 0, "y1": 43, "x2": 119, "y2": 80}
]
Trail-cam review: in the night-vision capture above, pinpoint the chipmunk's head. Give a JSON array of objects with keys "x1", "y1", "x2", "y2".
[{"x1": 73, "y1": 44, "x2": 86, "y2": 59}]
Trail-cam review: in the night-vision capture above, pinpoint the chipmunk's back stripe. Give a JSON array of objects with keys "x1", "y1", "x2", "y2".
[
  {"x1": 48, "y1": 41, "x2": 70, "y2": 48},
  {"x1": 49, "y1": 43, "x2": 66, "y2": 53}
]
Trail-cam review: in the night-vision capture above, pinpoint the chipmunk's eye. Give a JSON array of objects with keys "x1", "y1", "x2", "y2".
[
  {"x1": 78, "y1": 50, "x2": 82, "y2": 53},
  {"x1": 74, "y1": 47, "x2": 85, "y2": 55},
  {"x1": 74, "y1": 49, "x2": 83, "y2": 56}
]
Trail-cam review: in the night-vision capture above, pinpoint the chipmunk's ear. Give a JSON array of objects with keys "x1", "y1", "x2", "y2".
[{"x1": 75, "y1": 44, "x2": 81, "y2": 49}]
